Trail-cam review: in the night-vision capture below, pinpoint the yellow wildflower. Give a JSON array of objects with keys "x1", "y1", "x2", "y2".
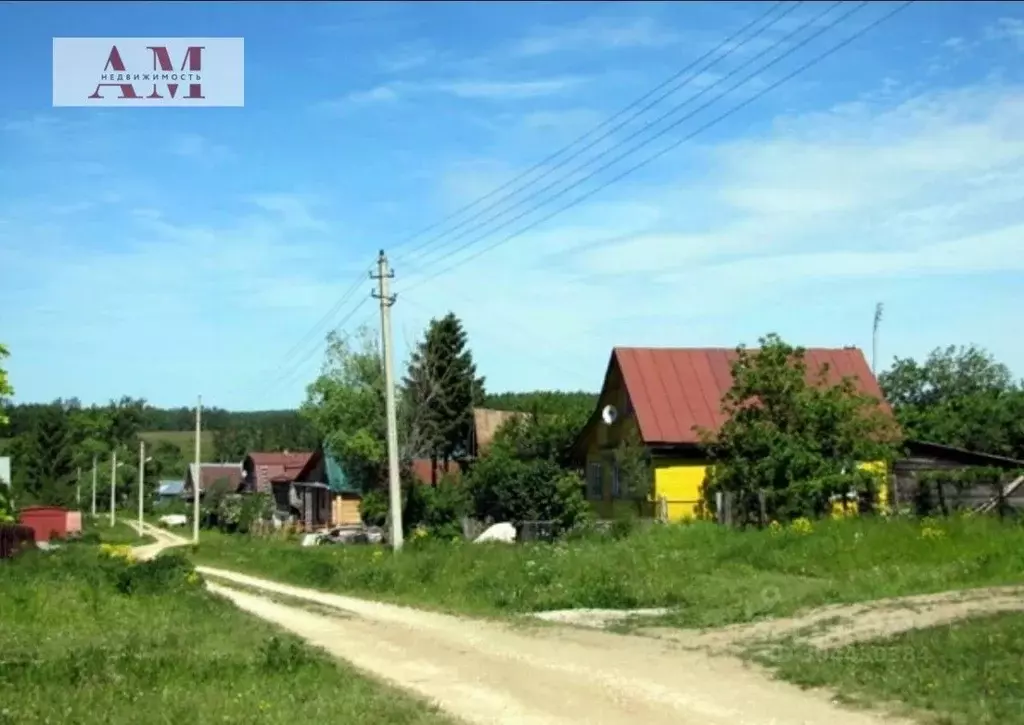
[{"x1": 790, "y1": 517, "x2": 813, "y2": 535}]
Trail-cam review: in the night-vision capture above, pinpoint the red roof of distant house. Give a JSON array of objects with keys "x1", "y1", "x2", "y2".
[
  {"x1": 409, "y1": 458, "x2": 460, "y2": 485},
  {"x1": 185, "y1": 463, "x2": 244, "y2": 493},
  {"x1": 244, "y1": 451, "x2": 314, "y2": 490},
  {"x1": 608, "y1": 346, "x2": 891, "y2": 446}
]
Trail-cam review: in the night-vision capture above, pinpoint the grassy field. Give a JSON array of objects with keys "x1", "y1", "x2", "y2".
[
  {"x1": 760, "y1": 612, "x2": 1024, "y2": 724},
  {"x1": 84, "y1": 518, "x2": 154, "y2": 546},
  {"x1": 0, "y1": 543, "x2": 456, "y2": 725},
  {"x1": 139, "y1": 429, "x2": 215, "y2": 460},
  {"x1": 190, "y1": 515, "x2": 1024, "y2": 628}
]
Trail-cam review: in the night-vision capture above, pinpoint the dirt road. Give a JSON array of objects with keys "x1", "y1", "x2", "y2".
[{"x1": 130, "y1": 523, "x2": 910, "y2": 725}]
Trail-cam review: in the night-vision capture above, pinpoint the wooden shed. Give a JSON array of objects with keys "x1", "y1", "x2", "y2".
[
  {"x1": 18, "y1": 506, "x2": 73, "y2": 543},
  {"x1": 892, "y1": 440, "x2": 1024, "y2": 512}
]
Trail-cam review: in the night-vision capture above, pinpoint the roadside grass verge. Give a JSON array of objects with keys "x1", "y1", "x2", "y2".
[
  {"x1": 189, "y1": 515, "x2": 1024, "y2": 627},
  {"x1": 82, "y1": 517, "x2": 154, "y2": 546},
  {"x1": 756, "y1": 612, "x2": 1024, "y2": 725},
  {"x1": 0, "y1": 545, "x2": 456, "y2": 724}
]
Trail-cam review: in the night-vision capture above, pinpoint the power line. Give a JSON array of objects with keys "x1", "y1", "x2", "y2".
[
  {"x1": 388, "y1": 0, "x2": 798, "y2": 266},
  {"x1": 398, "y1": 0, "x2": 851, "y2": 286},
  {"x1": 233, "y1": 265, "x2": 371, "y2": 402},
  {"x1": 262, "y1": 295, "x2": 374, "y2": 398},
  {"x1": 398, "y1": 0, "x2": 911, "y2": 295}
]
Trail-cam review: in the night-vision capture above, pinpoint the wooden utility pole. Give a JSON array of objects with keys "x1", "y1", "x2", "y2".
[
  {"x1": 91, "y1": 455, "x2": 97, "y2": 517},
  {"x1": 138, "y1": 440, "x2": 146, "y2": 534},
  {"x1": 109, "y1": 449, "x2": 118, "y2": 526},
  {"x1": 371, "y1": 249, "x2": 403, "y2": 551},
  {"x1": 193, "y1": 395, "x2": 202, "y2": 544}
]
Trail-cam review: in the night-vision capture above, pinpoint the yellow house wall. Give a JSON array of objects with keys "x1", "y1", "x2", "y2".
[
  {"x1": 652, "y1": 460, "x2": 707, "y2": 521},
  {"x1": 581, "y1": 356, "x2": 891, "y2": 522}
]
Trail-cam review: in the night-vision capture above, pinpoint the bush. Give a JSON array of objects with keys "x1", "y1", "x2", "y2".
[
  {"x1": 109, "y1": 551, "x2": 200, "y2": 596},
  {"x1": 465, "y1": 444, "x2": 590, "y2": 535},
  {"x1": 404, "y1": 474, "x2": 467, "y2": 539},
  {"x1": 360, "y1": 489, "x2": 388, "y2": 528}
]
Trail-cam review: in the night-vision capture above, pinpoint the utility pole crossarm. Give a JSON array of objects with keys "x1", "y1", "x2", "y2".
[{"x1": 372, "y1": 250, "x2": 404, "y2": 551}]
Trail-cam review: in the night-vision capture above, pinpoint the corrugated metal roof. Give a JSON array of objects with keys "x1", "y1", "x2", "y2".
[
  {"x1": 185, "y1": 463, "x2": 244, "y2": 493},
  {"x1": 611, "y1": 346, "x2": 890, "y2": 446}
]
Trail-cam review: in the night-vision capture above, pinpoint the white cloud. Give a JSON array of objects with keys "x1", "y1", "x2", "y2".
[
  {"x1": 377, "y1": 42, "x2": 435, "y2": 73},
  {"x1": 391, "y1": 80, "x2": 1024, "y2": 390},
  {"x1": 986, "y1": 17, "x2": 1024, "y2": 48},
  {"x1": 513, "y1": 16, "x2": 681, "y2": 57},
  {"x1": 170, "y1": 133, "x2": 232, "y2": 163},
  {"x1": 347, "y1": 85, "x2": 401, "y2": 104},
  {"x1": 434, "y1": 77, "x2": 585, "y2": 100}
]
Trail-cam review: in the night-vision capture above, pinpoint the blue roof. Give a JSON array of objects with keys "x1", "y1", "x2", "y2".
[{"x1": 158, "y1": 480, "x2": 184, "y2": 496}]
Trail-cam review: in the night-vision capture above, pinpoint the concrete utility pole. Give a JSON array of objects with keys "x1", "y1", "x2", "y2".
[
  {"x1": 91, "y1": 455, "x2": 97, "y2": 517},
  {"x1": 109, "y1": 449, "x2": 118, "y2": 526},
  {"x1": 372, "y1": 249, "x2": 404, "y2": 551},
  {"x1": 192, "y1": 394, "x2": 202, "y2": 544},
  {"x1": 76, "y1": 466, "x2": 81, "y2": 508},
  {"x1": 138, "y1": 440, "x2": 146, "y2": 534}
]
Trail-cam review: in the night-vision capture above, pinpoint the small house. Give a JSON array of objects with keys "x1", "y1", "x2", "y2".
[
  {"x1": 241, "y1": 451, "x2": 315, "y2": 525},
  {"x1": 293, "y1": 446, "x2": 358, "y2": 528},
  {"x1": 182, "y1": 463, "x2": 244, "y2": 501},
  {"x1": 573, "y1": 346, "x2": 891, "y2": 522}
]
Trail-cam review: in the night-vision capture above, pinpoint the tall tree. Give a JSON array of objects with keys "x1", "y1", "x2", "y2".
[
  {"x1": 10, "y1": 403, "x2": 78, "y2": 506},
  {"x1": 0, "y1": 343, "x2": 12, "y2": 428},
  {"x1": 702, "y1": 334, "x2": 900, "y2": 524},
  {"x1": 404, "y1": 313, "x2": 485, "y2": 481},
  {"x1": 880, "y1": 345, "x2": 1024, "y2": 458},
  {"x1": 302, "y1": 327, "x2": 389, "y2": 493}
]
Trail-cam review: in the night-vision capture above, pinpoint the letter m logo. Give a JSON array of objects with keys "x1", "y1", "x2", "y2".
[{"x1": 148, "y1": 45, "x2": 204, "y2": 99}]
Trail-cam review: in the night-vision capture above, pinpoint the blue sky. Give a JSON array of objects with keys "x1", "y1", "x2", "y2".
[{"x1": 2, "y1": 1, "x2": 1023, "y2": 412}]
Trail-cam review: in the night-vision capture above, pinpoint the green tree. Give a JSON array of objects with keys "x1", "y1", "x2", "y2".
[
  {"x1": 403, "y1": 313, "x2": 485, "y2": 482},
  {"x1": 0, "y1": 343, "x2": 12, "y2": 428},
  {"x1": 302, "y1": 327, "x2": 389, "y2": 494},
  {"x1": 10, "y1": 403, "x2": 79, "y2": 506},
  {"x1": 616, "y1": 425, "x2": 653, "y2": 517},
  {"x1": 491, "y1": 407, "x2": 589, "y2": 470},
  {"x1": 466, "y1": 438, "x2": 590, "y2": 533},
  {"x1": 880, "y1": 345, "x2": 1024, "y2": 458},
  {"x1": 702, "y1": 334, "x2": 899, "y2": 524},
  {"x1": 151, "y1": 440, "x2": 186, "y2": 478}
]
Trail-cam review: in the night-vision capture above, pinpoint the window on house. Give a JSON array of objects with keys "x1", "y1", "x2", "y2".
[
  {"x1": 611, "y1": 460, "x2": 622, "y2": 499},
  {"x1": 586, "y1": 462, "x2": 602, "y2": 499}
]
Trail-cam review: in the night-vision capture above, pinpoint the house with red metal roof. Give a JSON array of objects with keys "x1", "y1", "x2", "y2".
[
  {"x1": 182, "y1": 463, "x2": 245, "y2": 501},
  {"x1": 574, "y1": 346, "x2": 890, "y2": 522}
]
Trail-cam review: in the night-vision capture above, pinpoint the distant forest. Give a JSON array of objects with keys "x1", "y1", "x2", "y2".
[{"x1": 2, "y1": 390, "x2": 598, "y2": 440}]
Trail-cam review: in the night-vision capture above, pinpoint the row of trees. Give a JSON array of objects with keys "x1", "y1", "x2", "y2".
[
  {"x1": 299, "y1": 313, "x2": 595, "y2": 536},
  {"x1": 2, "y1": 326, "x2": 1020, "y2": 530}
]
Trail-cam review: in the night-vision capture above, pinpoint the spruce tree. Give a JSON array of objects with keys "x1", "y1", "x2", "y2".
[{"x1": 403, "y1": 313, "x2": 485, "y2": 483}]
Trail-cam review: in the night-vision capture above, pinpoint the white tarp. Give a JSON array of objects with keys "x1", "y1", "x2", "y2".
[
  {"x1": 0, "y1": 456, "x2": 10, "y2": 487},
  {"x1": 474, "y1": 522, "x2": 516, "y2": 544}
]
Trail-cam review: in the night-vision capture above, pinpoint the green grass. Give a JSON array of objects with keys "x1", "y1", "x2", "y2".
[
  {"x1": 82, "y1": 517, "x2": 154, "y2": 545},
  {"x1": 759, "y1": 612, "x2": 1024, "y2": 724},
  {"x1": 0, "y1": 544, "x2": 456, "y2": 725},
  {"x1": 139, "y1": 429, "x2": 215, "y2": 460},
  {"x1": 190, "y1": 516, "x2": 1024, "y2": 628}
]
